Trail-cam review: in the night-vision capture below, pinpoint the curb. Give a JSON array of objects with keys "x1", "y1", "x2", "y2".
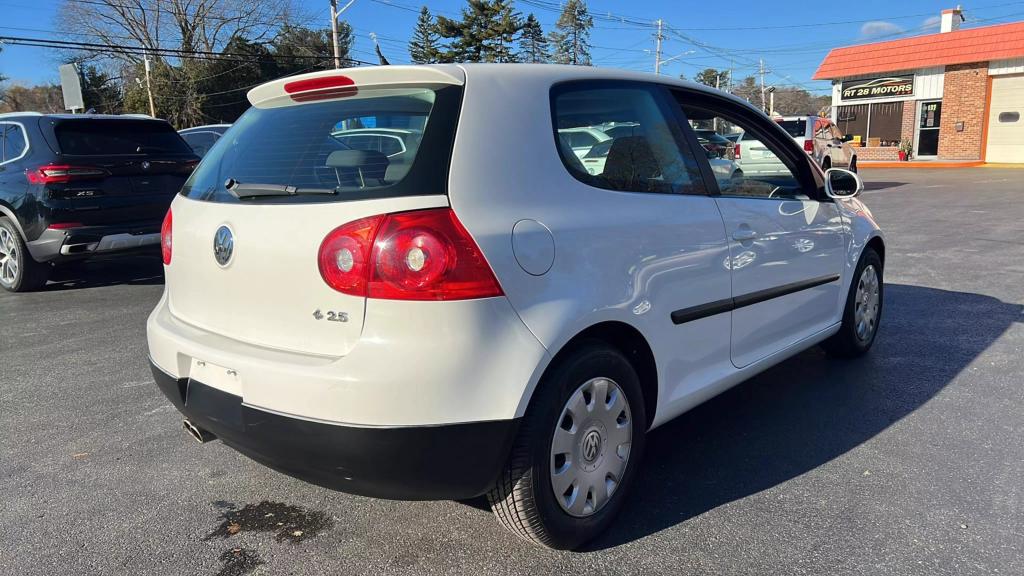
[{"x1": 859, "y1": 161, "x2": 986, "y2": 169}]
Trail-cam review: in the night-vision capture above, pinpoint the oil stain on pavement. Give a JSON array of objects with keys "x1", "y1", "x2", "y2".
[
  {"x1": 207, "y1": 501, "x2": 335, "y2": 575},
  {"x1": 216, "y1": 548, "x2": 264, "y2": 576}
]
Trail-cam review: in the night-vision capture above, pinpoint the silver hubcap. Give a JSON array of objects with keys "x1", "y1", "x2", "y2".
[
  {"x1": 0, "y1": 227, "x2": 19, "y2": 286},
  {"x1": 854, "y1": 264, "x2": 881, "y2": 342},
  {"x1": 550, "y1": 377, "x2": 632, "y2": 518}
]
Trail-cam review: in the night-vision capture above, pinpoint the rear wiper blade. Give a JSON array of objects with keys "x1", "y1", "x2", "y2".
[{"x1": 224, "y1": 179, "x2": 337, "y2": 199}]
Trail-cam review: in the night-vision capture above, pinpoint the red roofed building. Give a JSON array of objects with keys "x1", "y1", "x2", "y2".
[{"x1": 814, "y1": 8, "x2": 1024, "y2": 163}]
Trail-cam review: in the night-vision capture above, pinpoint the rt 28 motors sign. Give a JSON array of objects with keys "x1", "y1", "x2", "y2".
[{"x1": 841, "y1": 75, "x2": 915, "y2": 100}]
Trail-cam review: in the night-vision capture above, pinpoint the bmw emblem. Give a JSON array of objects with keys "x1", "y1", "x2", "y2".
[
  {"x1": 141, "y1": 160, "x2": 151, "y2": 171},
  {"x1": 213, "y1": 226, "x2": 234, "y2": 267}
]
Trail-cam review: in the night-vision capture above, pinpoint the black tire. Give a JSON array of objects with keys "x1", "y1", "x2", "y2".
[
  {"x1": 822, "y1": 157, "x2": 832, "y2": 171},
  {"x1": 822, "y1": 248, "x2": 883, "y2": 358},
  {"x1": 0, "y1": 218, "x2": 50, "y2": 293},
  {"x1": 487, "y1": 341, "x2": 647, "y2": 550},
  {"x1": 849, "y1": 156, "x2": 858, "y2": 173}
]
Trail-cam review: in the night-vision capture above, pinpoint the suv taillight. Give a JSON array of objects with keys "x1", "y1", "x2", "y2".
[
  {"x1": 26, "y1": 165, "x2": 107, "y2": 184},
  {"x1": 734, "y1": 143, "x2": 741, "y2": 160},
  {"x1": 161, "y1": 209, "x2": 173, "y2": 265},
  {"x1": 804, "y1": 139, "x2": 814, "y2": 154},
  {"x1": 318, "y1": 208, "x2": 503, "y2": 301}
]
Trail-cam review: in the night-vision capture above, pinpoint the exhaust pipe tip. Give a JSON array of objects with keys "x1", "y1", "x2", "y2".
[{"x1": 183, "y1": 419, "x2": 217, "y2": 444}]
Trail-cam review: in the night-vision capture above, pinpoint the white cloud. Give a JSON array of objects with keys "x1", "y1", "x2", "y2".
[
  {"x1": 922, "y1": 15, "x2": 942, "y2": 31},
  {"x1": 860, "y1": 21, "x2": 904, "y2": 38}
]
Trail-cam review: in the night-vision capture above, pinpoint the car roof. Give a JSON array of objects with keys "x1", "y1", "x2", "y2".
[
  {"x1": 331, "y1": 128, "x2": 419, "y2": 135},
  {"x1": 179, "y1": 124, "x2": 231, "y2": 133},
  {"x1": 248, "y1": 63, "x2": 758, "y2": 112}
]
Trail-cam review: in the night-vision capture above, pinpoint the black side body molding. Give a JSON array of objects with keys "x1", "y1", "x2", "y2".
[{"x1": 671, "y1": 273, "x2": 841, "y2": 325}]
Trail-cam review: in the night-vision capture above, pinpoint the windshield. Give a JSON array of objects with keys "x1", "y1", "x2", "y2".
[
  {"x1": 776, "y1": 119, "x2": 808, "y2": 138},
  {"x1": 181, "y1": 85, "x2": 461, "y2": 203},
  {"x1": 55, "y1": 120, "x2": 192, "y2": 156}
]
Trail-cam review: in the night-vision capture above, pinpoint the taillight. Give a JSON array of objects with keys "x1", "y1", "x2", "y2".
[
  {"x1": 161, "y1": 209, "x2": 173, "y2": 265},
  {"x1": 284, "y1": 75, "x2": 358, "y2": 102},
  {"x1": 734, "y1": 143, "x2": 741, "y2": 160},
  {"x1": 317, "y1": 208, "x2": 503, "y2": 301},
  {"x1": 803, "y1": 139, "x2": 814, "y2": 154},
  {"x1": 26, "y1": 165, "x2": 107, "y2": 184},
  {"x1": 318, "y1": 215, "x2": 384, "y2": 296}
]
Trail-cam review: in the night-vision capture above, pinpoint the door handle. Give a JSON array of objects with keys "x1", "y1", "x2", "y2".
[{"x1": 732, "y1": 228, "x2": 758, "y2": 242}]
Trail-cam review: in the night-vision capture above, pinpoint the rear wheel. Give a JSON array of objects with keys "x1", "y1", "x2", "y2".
[
  {"x1": 0, "y1": 218, "x2": 50, "y2": 293},
  {"x1": 487, "y1": 341, "x2": 646, "y2": 550},
  {"x1": 849, "y1": 156, "x2": 858, "y2": 173},
  {"x1": 823, "y1": 248, "x2": 882, "y2": 357},
  {"x1": 822, "y1": 157, "x2": 832, "y2": 171}
]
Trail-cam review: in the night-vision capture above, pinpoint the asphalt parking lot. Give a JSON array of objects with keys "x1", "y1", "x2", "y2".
[{"x1": 1, "y1": 167, "x2": 1022, "y2": 575}]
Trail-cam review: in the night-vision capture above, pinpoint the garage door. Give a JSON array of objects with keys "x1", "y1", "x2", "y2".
[{"x1": 986, "y1": 74, "x2": 1024, "y2": 163}]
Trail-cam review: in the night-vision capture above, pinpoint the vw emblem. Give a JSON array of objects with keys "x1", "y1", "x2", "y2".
[
  {"x1": 213, "y1": 226, "x2": 234, "y2": 267},
  {"x1": 581, "y1": 430, "x2": 602, "y2": 462},
  {"x1": 141, "y1": 161, "x2": 151, "y2": 171}
]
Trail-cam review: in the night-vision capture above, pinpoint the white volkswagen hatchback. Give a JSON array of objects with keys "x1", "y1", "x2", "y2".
[{"x1": 148, "y1": 64, "x2": 884, "y2": 550}]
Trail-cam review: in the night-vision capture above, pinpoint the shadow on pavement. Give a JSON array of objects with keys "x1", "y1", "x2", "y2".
[
  {"x1": 584, "y1": 283, "x2": 1021, "y2": 550},
  {"x1": 862, "y1": 181, "x2": 906, "y2": 191},
  {"x1": 44, "y1": 255, "x2": 164, "y2": 291}
]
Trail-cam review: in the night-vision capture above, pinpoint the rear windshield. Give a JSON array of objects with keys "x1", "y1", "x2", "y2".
[
  {"x1": 775, "y1": 119, "x2": 808, "y2": 138},
  {"x1": 181, "y1": 86, "x2": 461, "y2": 204},
  {"x1": 55, "y1": 120, "x2": 192, "y2": 156}
]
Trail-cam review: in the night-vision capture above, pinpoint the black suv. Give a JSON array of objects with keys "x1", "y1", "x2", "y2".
[{"x1": 0, "y1": 113, "x2": 199, "y2": 291}]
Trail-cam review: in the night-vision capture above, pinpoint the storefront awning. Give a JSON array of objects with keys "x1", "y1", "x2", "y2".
[{"x1": 814, "y1": 21, "x2": 1024, "y2": 80}]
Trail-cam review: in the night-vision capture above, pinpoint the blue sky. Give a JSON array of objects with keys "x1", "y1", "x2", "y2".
[{"x1": 2, "y1": 0, "x2": 1024, "y2": 91}]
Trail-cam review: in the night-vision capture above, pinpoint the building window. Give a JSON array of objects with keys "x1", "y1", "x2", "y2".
[{"x1": 836, "y1": 101, "x2": 905, "y2": 147}]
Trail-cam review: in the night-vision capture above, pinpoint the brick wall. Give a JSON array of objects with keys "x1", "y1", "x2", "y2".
[
  {"x1": 901, "y1": 101, "x2": 916, "y2": 143},
  {"x1": 938, "y1": 62, "x2": 988, "y2": 160},
  {"x1": 856, "y1": 146, "x2": 901, "y2": 161}
]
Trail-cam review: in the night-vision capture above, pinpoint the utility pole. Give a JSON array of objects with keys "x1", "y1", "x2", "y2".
[
  {"x1": 758, "y1": 58, "x2": 767, "y2": 112},
  {"x1": 143, "y1": 52, "x2": 156, "y2": 118},
  {"x1": 654, "y1": 19, "x2": 664, "y2": 74},
  {"x1": 330, "y1": 0, "x2": 357, "y2": 69}
]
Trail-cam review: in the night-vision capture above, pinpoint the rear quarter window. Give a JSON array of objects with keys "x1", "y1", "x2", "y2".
[
  {"x1": 181, "y1": 85, "x2": 460, "y2": 204},
  {"x1": 55, "y1": 120, "x2": 192, "y2": 156}
]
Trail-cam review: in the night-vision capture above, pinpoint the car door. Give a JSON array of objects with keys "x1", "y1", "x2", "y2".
[
  {"x1": 827, "y1": 122, "x2": 850, "y2": 168},
  {"x1": 674, "y1": 92, "x2": 846, "y2": 368}
]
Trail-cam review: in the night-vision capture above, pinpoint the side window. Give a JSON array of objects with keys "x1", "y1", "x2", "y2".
[
  {"x1": 182, "y1": 132, "x2": 218, "y2": 158},
  {"x1": 814, "y1": 118, "x2": 832, "y2": 141},
  {"x1": 2, "y1": 124, "x2": 27, "y2": 163},
  {"x1": 679, "y1": 103, "x2": 809, "y2": 200},
  {"x1": 552, "y1": 83, "x2": 706, "y2": 195}
]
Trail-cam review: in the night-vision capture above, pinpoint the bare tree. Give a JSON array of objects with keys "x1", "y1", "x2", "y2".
[{"x1": 57, "y1": 0, "x2": 305, "y2": 64}]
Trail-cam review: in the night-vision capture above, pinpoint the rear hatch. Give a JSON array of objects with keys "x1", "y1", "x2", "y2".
[
  {"x1": 165, "y1": 67, "x2": 465, "y2": 356},
  {"x1": 39, "y1": 118, "x2": 199, "y2": 226}
]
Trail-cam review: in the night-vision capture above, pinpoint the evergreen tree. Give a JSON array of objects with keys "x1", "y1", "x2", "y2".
[
  {"x1": 693, "y1": 68, "x2": 729, "y2": 89},
  {"x1": 409, "y1": 6, "x2": 442, "y2": 64},
  {"x1": 518, "y1": 13, "x2": 550, "y2": 63},
  {"x1": 550, "y1": 0, "x2": 593, "y2": 65},
  {"x1": 436, "y1": 0, "x2": 521, "y2": 63}
]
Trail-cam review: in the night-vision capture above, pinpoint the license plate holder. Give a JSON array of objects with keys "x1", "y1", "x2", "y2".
[{"x1": 188, "y1": 358, "x2": 242, "y2": 397}]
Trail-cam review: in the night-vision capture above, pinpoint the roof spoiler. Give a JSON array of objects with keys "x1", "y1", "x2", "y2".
[{"x1": 247, "y1": 65, "x2": 465, "y2": 108}]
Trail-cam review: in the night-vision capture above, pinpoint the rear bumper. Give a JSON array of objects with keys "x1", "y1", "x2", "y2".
[
  {"x1": 150, "y1": 360, "x2": 519, "y2": 500},
  {"x1": 26, "y1": 222, "x2": 161, "y2": 262}
]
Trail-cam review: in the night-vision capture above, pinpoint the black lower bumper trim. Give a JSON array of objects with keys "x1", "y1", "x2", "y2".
[{"x1": 150, "y1": 361, "x2": 519, "y2": 500}]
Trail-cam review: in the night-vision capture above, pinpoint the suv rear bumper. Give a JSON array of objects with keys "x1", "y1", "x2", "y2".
[
  {"x1": 26, "y1": 223, "x2": 161, "y2": 262},
  {"x1": 150, "y1": 360, "x2": 519, "y2": 500}
]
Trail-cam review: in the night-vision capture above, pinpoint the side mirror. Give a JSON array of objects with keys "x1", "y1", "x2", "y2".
[
  {"x1": 824, "y1": 168, "x2": 863, "y2": 199},
  {"x1": 841, "y1": 134, "x2": 854, "y2": 143}
]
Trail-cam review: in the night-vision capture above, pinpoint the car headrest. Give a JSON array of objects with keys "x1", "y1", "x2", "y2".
[
  {"x1": 602, "y1": 136, "x2": 659, "y2": 192},
  {"x1": 326, "y1": 149, "x2": 389, "y2": 182}
]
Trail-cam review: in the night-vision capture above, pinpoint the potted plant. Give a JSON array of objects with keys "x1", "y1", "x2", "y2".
[{"x1": 898, "y1": 139, "x2": 913, "y2": 161}]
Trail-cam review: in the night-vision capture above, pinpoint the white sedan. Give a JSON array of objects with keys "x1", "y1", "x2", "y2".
[{"x1": 147, "y1": 64, "x2": 884, "y2": 550}]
